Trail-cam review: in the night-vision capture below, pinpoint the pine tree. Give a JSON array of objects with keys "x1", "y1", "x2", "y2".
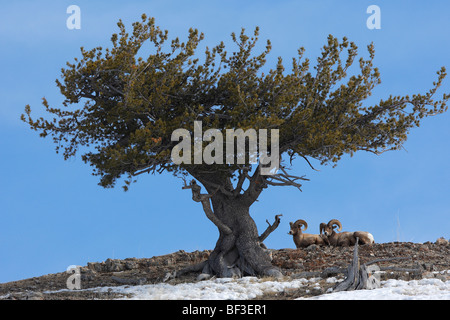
[{"x1": 22, "y1": 15, "x2": 448, "y2": 278}]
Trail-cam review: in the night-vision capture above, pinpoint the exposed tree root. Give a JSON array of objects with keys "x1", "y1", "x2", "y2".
[{"x1": 163, "y1": 215, "x2": 283, "y2": 281}]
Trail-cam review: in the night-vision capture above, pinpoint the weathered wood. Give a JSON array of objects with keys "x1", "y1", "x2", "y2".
[
  {"x1": 333, "y1": 237, "x2": 361, "y2": 292},
  {"x1": 181, "y1": 177, "x2": 282, "y2": 278},
  {"x1": 258, "y1": 214, "x2": 282, "y2": 243},
  {"x1": 182, "y1": 179, "x2": 232, "y2": 235},
  {"x1": 356, "y1": 264, "x2": 368, "y2": 290},
  {"x1": 380, "y1": 266, "x2": 421, "y2": 273},
  {"x1": 332, "y1": 238, "x2": 420, "y2": 293}
]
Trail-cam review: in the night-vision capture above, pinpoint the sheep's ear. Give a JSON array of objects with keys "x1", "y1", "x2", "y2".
[
  {"x1": 332, "y1": 225, "x2": 337, "y2": 229},
  {"x1": 289, "y1": 222, "x2": 293, "y2": 227}
]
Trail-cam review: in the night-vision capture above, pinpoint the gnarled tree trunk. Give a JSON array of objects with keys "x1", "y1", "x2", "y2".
[{"x1": 181, "y1": 176, "x2": 282, "y2": 278}]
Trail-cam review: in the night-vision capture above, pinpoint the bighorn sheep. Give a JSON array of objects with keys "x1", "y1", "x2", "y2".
[
  {"x1": 288, "y1": 219, "x2": 329, "y2": 248},
  {"x1": 320, "y1": 219, "x2": 374, "y2": 246}
]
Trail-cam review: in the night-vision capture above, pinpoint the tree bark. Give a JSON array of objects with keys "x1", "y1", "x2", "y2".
[
  {"x1": 206, "y1": 195, "x2": 281, "y2": 277},
  {"x1": 182, "y1": 178, "x2": 282, "y2": 278}
]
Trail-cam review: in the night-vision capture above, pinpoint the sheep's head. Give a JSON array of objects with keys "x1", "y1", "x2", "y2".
[
  {"x1": 320, "y1": 219, "x2": 342, "y2": 237},
  {"x1": 288, "y1": 219, "x2": 308, "y2": 235}
]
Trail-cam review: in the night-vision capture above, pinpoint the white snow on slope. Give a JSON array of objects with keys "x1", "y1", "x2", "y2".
[
  {"x1": 92, "y1": 277, "x2": 323, "y2": 300},
  {"x1": 62, "y1": 272, "x2": 450, "y2": 300},
  {"x1": 300, "y1": 278, "x2": 450, "y2": 300}
]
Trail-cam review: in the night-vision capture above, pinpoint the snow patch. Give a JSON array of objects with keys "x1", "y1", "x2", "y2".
[
  {"x1": 46, "y1": 272, "x2": 450, "y2": 300},
  {"x1": 108, "y1": 277, "x2": 309, "y2": 300},
  {"x1": 301, "y1": 278, "x2": 450, "y2": 300}
]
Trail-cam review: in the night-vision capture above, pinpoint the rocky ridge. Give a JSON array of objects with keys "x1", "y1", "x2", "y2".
[{"x1": 1, "y1": 240, "x2": 448, "y2": 300}]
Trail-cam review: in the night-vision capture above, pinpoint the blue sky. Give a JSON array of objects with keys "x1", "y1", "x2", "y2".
[{"x1": 0, "y1": 0, "x2": 449, "y2": 283}]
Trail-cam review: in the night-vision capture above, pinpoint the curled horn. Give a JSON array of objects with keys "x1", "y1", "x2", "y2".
[
  {"x1": 292, "y1": 219, "x2": 308, "y2": 231},
  {"x1": 319, "y1": 222, "x2": 327, "y2": 234},
  {"x1": 327, "y1": 219, "x2": 342, "y2": 232}
]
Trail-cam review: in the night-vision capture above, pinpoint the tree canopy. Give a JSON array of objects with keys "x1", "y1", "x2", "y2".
[
  {"x1": 22, "y1": 14, "x2": 449, "y2": 278},
  {"x1": 22, "y1": 14, "x2": 449, "y2": 193}
]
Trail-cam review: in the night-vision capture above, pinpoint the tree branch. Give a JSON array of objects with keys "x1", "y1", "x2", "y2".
[
  {"x1": 258, "y1": 214, "x2": 282, "y2": 243},
  {"x1": 242, "y1": 165, "x2": 266, "y2": 206},
  {"x1": 300, "y1": 155, "x2": 319, "y2": 171},
  {"x1": 182, "y1": 179, "x2": 232, "y2": 235},
  {"x1": 264, "y1": 165, "x2": 309, "y2": 191},
  {"x1": 233, "y1": 165, "x2": 251, "y2": 196},
  {"x1": 200, "y1": 179, "x2": 235, "y2": 197}
]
